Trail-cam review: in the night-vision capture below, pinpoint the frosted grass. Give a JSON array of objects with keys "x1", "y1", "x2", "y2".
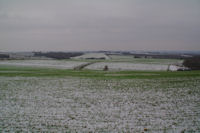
[{"x1": 0, "y1": 77, "x2": 200, "y2": 132}]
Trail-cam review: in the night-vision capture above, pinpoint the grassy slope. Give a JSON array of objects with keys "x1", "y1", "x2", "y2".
[{"x1": 0, "y1": 65, "x2": 200, "y2": 79}]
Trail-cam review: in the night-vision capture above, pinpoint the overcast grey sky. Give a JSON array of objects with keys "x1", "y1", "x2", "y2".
[{"x1": 0, "y1": 0, "x2": 200, "y2": 51}]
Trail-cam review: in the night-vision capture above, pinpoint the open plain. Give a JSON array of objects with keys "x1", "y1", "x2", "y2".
[{"x1": 0, "y1": 57, "x2": 200, "y2": 132}]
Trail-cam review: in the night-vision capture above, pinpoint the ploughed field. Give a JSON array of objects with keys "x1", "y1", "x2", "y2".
[{"x1": 0, "y1": 58, "x2": 200, "y2": 132}]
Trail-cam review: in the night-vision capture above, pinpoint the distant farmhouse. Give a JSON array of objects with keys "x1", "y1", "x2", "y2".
[{"x1": 168, "y1": 64, "x2": 190, "y2": 71}]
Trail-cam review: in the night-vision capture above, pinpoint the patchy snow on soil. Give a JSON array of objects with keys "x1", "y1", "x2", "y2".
[
  {"x1": 86, "y1": 62, "x2": 169, "y2": 71},
  {"x1": 0, "y1": 77, "x2": 200, "y2": 132},
  {"x1": 72, "y1": 53, "x2": 110, "y2": 60},
  {"x1": 0, "y1": 60, "x2": 88, "y2": 69}
]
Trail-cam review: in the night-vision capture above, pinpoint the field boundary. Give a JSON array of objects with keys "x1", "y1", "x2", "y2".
[{"x1": 73, "y1": 62, "x2": 96, "y2": 70}]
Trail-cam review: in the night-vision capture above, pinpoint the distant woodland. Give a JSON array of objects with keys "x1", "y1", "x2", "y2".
[{"x1": 34, "y1": 52, "x2": 83, "y2": 59}]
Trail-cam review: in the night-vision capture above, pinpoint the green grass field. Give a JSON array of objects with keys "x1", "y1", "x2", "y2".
[{"x1": 0, "y1": 65, "x2": 199, "y2": 79}]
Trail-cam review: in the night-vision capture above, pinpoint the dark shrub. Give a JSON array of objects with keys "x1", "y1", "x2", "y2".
[
  {"x1": 103, "y1": 65, "x2": 108, "y2": 71},
  {"x1": 183, "y1": 56, "x2": 200, "y2": 70}
]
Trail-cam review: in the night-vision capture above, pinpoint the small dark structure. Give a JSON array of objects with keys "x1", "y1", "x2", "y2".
[{"x1": 103, "y1": 65, "x2": 108, "y2": 71}]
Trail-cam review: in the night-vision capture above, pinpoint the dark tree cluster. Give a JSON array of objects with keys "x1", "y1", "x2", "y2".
[
  {"x1": 0, "y1": 54, "x2": 9, "y2": 59},
  {"x1": 183, "y1": 56, "x2": 200, "y2": 70},
  {"x1": 34, "y1": 52, "x2": 83, "y2": 59},
  {"x1": 132, "y1": 54, "x2": 186, "y2": 59}
]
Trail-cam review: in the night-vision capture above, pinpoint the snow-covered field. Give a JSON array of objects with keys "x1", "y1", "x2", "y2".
[
  {"x1": 0, "y1": 60, "x2": 88, "y2": 69},
  {"x1": 0, "y1": 77, "x2": 200, "y2": 132},
  {"x1": 85, "y1": 62, "x2": 169, "y2": 71},
  {"x1": 0, "y1": 57, "x2": 182, "y2": 71},
  {"x1": 72, "y1": 53, "x2": 110, "y2": 60}
]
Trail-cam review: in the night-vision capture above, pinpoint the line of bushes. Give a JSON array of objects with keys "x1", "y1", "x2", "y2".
[
  {"x1": 183, "y1": 56, "x2": 200, "y2": 70},
  {"x1": 34, "y1": 52, "x2": 83, "y2": 59}
]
